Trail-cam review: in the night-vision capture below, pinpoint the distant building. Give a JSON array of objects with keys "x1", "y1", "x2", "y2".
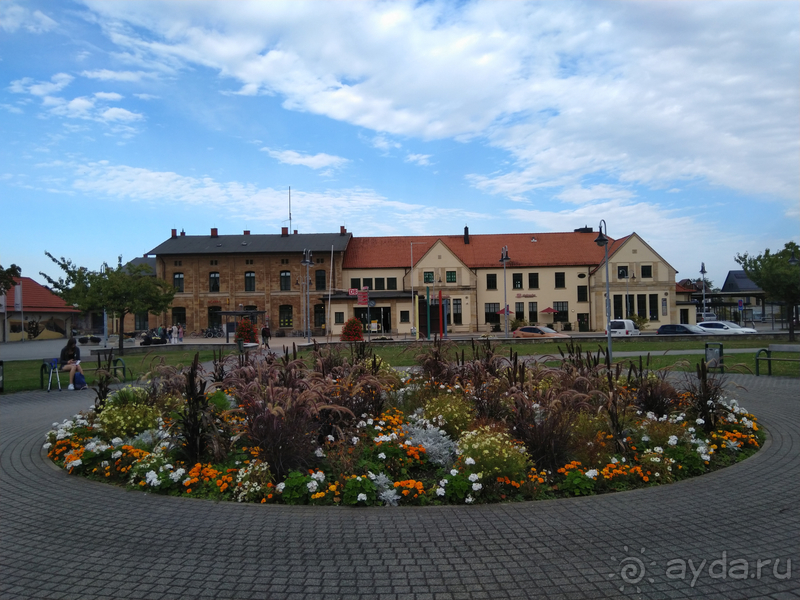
[
  {"x1": 1, "y1": 277, "x2": 79, "y2": 342},
  {"x1": 137, "y1": 225, "x2": 686, "y2": 336}
]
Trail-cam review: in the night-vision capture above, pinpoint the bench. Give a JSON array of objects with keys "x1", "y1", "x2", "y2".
[
  {"x1": 755, "y1": 344, "x2": 800, "y2": 376},
  {"x1": 40, "y1": 355, "x2": 128, "y2": 391}
]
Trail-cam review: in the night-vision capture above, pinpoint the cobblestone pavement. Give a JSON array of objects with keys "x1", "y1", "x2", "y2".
[{"x1": 1, "y1": 375, "x2": 798, "y2": 600}]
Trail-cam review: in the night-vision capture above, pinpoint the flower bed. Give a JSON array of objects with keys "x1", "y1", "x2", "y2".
[{"x1": 44, "y1": 342, "x2": 763, "y2": 506}]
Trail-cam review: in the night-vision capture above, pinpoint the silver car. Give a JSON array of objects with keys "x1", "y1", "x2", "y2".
[{"x1": 697, "y1": 321, "x2": 756, "y2": 335}]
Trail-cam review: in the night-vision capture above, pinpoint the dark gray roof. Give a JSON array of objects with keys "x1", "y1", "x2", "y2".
[
  {"x1": 721, "y1": 270, "x2": 763, "y2": 294},
  {"x1": 147, "y1": 232, "x2": 352, "y2": 256},
  {"x1": 127, "y1": 256, "x2": 157, "y2": 274}
]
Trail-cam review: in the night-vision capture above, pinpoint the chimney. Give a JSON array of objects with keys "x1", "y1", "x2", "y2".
[
  {"x1": 281, "y1": 227, "x2": 289, "y2": 237},
  {"x1": 180, "y1": 229, "x2": 186, "y2": 236},
  {"x1": 243, "y1": 230, "x2": 250, "y2": 236},
  {"x1": 340, "y1": 225, "x2": 347, "y2": 235},
  {"x1": 211, "y1": 228, "x2": 218, "y2": 238},
  {"x1": 293, "y1": 230, "x2": 298, "y2": 235},
  {"x1": 464, "y1": 226, "x2": 470, "y2": 245},
  {"x1": 171, "y1": 228, "x2": 177, "y2": 238}
]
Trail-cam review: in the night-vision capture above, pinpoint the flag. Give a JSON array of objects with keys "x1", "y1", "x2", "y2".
[{"x1": 14, "y1": 284, "x2": 22, "y2": 312}]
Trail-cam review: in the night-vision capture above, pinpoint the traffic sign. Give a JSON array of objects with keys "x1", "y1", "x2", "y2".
[
  {"x1": 368, "y1": 300, "x2": 376, "y2": 307},
  {"x1": 738, "y1": 299, "x2": 744, "y2": 311}
]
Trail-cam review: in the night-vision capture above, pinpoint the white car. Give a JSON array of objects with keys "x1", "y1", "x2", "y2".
[
  {"x1": 697, "y1": 321, "x2": 756, "y2": 335},
  {"x1": 606, "y1": 319, "x2": 640, "y2": 336}
]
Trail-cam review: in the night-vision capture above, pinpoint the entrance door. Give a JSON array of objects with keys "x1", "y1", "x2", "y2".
[
  {"x1": 208, "y1": 306, "x2": 222, "y2": 328},
  {"x1": 577, "y1": 313, "x2": 589, "y2": 332},
  {"x1": 680, "y1": 309, "x2": 689, "y2": 324}
]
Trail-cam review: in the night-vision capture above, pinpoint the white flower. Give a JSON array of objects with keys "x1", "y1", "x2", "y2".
[
  {"x1": 378, "y1": 453, "x2": 386, "y2": 460},
  {"x1": 465, "y1": 457, "x2": 475, "y2": 465},
  {"x1": 145, "y1": 470, "x2": 160, "y2": 487},
  {"x1": 357, "y1": 420, "x2": 367, "y2": 428},
  {"x1": 439, "y1": 479, "x2": 448, "y2": 487},
  {"x1": 307, "y1": 480, "x2": 319, "y2": 493},
  {"x1": 585, "y1": 469, "x2": 598, "y2": 479},
  {"x1": 465, "y1": 495, "x2": 474, "y2": 504},
  {"x1": 169, "y1": 468, "x2": 186, "y2": 482},
  {"x1": 450, "y1": 469, "x2": 459, "y2": 476},
  {"x1": 367, "y1": 419, "x2": 373, "y2": 425},
  {"x1": 351, "y1": 437, "x2": 359, "y2": 445},
  {"x1": 276, "y1": 482, "x2": 286, "y2": 493},
  {"x1": 610, "y1": 457, "x2": 618, "y2": 464},
  {"x1": 43, "y1": 442, "x2": 52, "y2": 450},
  {"x1": 668, "y1": 435, "x2": 679, "y2": 446},
  {"x1": 327, "y1": 435, "x2": 335, "y2": 442},
  {"x1": 311, "y1": 471, "x2": 326, "y2": 482},
  {"x1": 367, "y1": 471, "x2": 376, "y2": 480},
  {"x1": 111, "y1": 437, "x2": 123, "y2": 445},
  {"x1": 315, "y1": 447, "x2": 326, "y2": 458},
  {"x1": 468, "y1": 473, "x2": 480, "y2": 482},
  {"x1": 641, "y1": 435, "x2": 650, "y2": 442},
  {"x1": 357, "y1": 493, "x2": 367, "y2": 502},
  {"x1": 472, "y1": 482, "x2": 482, "y2": 491},
  {"x1": 653, "y1": 446, "x2": 663, "y2": 454},
  {"x1": 111, "y1": 451, "x2": 122, "y2": 459},
  {"x1": 696, "y1": 418, "x2": 705, "y2": 425},
  {"x1": 649, "y1": 457, "x2": 661, "y2": 463},
  {"x1": 65, "y1": 459, "x2": 82, "y2": 470},
  {"x1": 701, "y1": 453, "x2": 711, "y2": 461},
  {"x1": 436, "y1": 487, "x2": 446, "y2": 496}
]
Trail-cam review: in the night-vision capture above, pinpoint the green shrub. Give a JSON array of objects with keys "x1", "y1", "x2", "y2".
[
  {"x1": 459, "y1": 426, "x2": 530, "y2": 479},
  {"x1": 424, "y1": 394, "x2": 473, "y2": 439},
  {"x1": 107, "y1": 386, "x2": 149, "y2": 408},
  {"x1": 97, "y1": 403, "x2": 160, "y2": 439}
]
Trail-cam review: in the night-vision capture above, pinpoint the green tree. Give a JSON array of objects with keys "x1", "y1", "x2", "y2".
[
  {"x1": 0, "y1": 263, "x2": 21, "y2": 296},
  {"x1": 41, "y1": 253, "x2": 175, "y2": 355},
  {"x1": 735, "y1": 242, "x2": 800, "y2": 341}
]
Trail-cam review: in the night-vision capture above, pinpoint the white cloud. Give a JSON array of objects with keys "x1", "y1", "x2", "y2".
[
  {"x1": 10, "y1": 73, "x2": 73, "y2": 96},
  {"x1": 78, "y1": 1, "x2": 797, "y2": 206},
  {"x1": 0, "y1": 4, "x2": 56, "y2": 33},
  {"x1": 370, "y1": 135, "x2": 401, "y2": 152},
  {"x1": 133, "y1": 93, "x2": 159, "y2": 100},
  {"x1": 100, "y1": 107, "x2": 143, "y2": 122},
  {"x1": 260, "y1": 148, "x2": 348, "y2": 170},
  {"x1": 0, "y1": 104, "x2": 23, "y2": 114},
  {"x1": 81, "y1": 69, "x2": 155, "y2": 82},
  {"x1": 405, "y1": 153, "x2": 432, "y2": 167},
  {"x1": 556, "y1": 185, "x2": 634, "y2": 205},
  {"x1": 94, "y1": 92, "x2": 123, "y2": 101}
]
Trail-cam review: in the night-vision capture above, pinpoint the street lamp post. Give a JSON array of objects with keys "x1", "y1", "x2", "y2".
[
  {"x1": 301, "y1": 249, "x2": 313, "y2": 343},
  {"x1": 410, "y1": 242, "x2": 424, "y2": 340},
  {"x1": 595, "y1": 222, "x2": 612, "y2": 362},
  {"x1": 789, "y1": 250, "x2": 799, "y2": 335},
  {"x1": 499, "y1": 246, "x2": 510, "y2": 338},
  {"x1": 700, "y1": 262, "x2": 707, "y2": 321}
]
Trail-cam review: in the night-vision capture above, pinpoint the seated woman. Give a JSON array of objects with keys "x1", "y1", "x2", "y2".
[{"x1": 60, "y1": 337, "x2": 86, "y2": 390}]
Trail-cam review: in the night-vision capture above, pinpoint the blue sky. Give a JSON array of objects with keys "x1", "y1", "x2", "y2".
[{"x1": 1, "y1": 0, "x2": 798, "y2": 289}]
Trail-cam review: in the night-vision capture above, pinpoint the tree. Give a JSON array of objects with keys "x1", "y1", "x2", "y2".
[
  {"x1": 0, "y1": 263, "x2": 21, "y2": 296},
  {"x1": 41, "y1": 252, "x2": 175, "y2": 355},
  {"x1": 735, "y1": 242, "x2": 800, "y2": 341}
]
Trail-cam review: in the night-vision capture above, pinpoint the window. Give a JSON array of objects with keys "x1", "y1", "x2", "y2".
[
  {"x1": 279, "y1": 305, "x2": 293, "y2": 328},
  {"x1": 528, "y1": 302, "x2": 538, "y2": 323},
  {"x1": 637, "y1": 294, "x2": 647, "y2": 318},
  {"x1": 486, "y1": 274, "x2": 497, "y2": 290},
  {"x1": 173, "y1": 260, "x2": 182, "y2": 266},
  {"x1": 244, "y1": 305, "x2": 257, "y2": 312},
  {"x1": 512, "y1": 273, "x2": 523, "y2": 289},
  {"x1": 618, "y1": 266, "x2": 628, "y2": 279},
  {"x1": 281, "y1": 258, "x2": 289, "y2": 265},
  {"x1": 314, "y1": 305, "x2": 325, "y2": 327},
  {"x1": 316, "y1": 257, "x2": 324, "y2": 264},
  {"x1": 613, "y1": 295, "x2": 623, "y2": 319},
  {"x1": 209, "y1": 272, "x2": 220, "y2": 292},
  {"x1": 244, "y1": 271, "x2": 256, "y2": 292},
  {"x1": 555, "y1": 272, "x2": 566, "y2": 288},
  {"x1": 424, "y1": 271, "x2": 434, "y2": 284},
  {"x1": 374, "y1": 277, "x2": 385, "y2": 291},
  {"x1": 452, "y1": 299, "x2": 462, "y2": 325},
  {"x1": 134, "y1": 312, "x2": 149, "y2": 330},
  {"x1": 641, "y1": 265, "x2": 653, "y2": 278},
  {"x1": 173, "y1": 272, "x2": 184, "y2": 292},
  {"x1": 171, "y1": 307, "x2": 186, "y2": 326},
  {"x1": 245, "y1": 259, "x2": 254, "y2": 265},
  {"x1": 315, "y1": 270, "x2": 326, "y2": 291},
  {"x1": 387, "y1": 277, "x2": 397, "y2": 290},
  {"x1": 485, "y1": 303, "x2": 500, "y2": 324},
  {"x1": 528, "y1": 273, "x2": 539, "y2": 289},
  {"x1": 362, "y1": 278, "x2": 373, "y2": 290},
  {"x1": 662, "y1": 298, "x2": 668, "y2": 317},
  {"x1": 553, "y1": 301, "x2": 569, "y2": 323},
  {"x1": 649, "y1": 294, "x2": 659, "y2": 321},
  {"x1": 335, "y1": 312, "x2": 345, "y2": 324},
  {"x1": 515, "y1": 302, "x2": 524, "y2": 320},
  {"x1": 577, "y1": 285, "x2": 588, "y2": 302},
  {"x1": 350, "y1": 278, "x2": 360, "y2": 289},
  {"x1": 280, "y1": 271, "x2": 291, "y2": 291},
  {"x1": 210, "y1": 260, "x2": 218, "y2": 266},
  {"x1": 400, "y1": 310, "x2": 410, "y2": 323},
  {"x1": 446, "y1": 271, "x2": 457, "y2": 283}
]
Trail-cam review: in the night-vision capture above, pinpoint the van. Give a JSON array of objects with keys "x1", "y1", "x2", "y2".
[
  {"x1": 606, "y1": 319, "x2": 640, "y2": 336},
  {"x1": 696, "y1": 311, "x2": 717, "y2": 323}
]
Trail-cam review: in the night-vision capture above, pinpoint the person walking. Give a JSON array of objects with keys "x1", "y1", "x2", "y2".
[
  {"x1": 171, "y1": 323, "x2": 178, "y2": 344},
  {"x1": 178, "y1": 324, "x2": 183, "y2": 343},
  {"x1": 261, "y1": 323, "x2": 271, "y2": 349}
]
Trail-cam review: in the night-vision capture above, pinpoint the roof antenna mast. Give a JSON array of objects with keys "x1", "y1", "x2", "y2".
[{"x1": 288, "y1": 186, "x2": 292, "y2": 233}]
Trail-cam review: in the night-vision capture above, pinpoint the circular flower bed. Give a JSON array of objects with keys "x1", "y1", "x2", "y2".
[{"x1": 44, "y1": 343, "x2": 763, "y2": 506}]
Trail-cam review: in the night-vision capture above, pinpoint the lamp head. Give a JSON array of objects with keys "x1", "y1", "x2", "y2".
[{"x1": 594, "y1": 231, "x2": 608, "y2": 247}]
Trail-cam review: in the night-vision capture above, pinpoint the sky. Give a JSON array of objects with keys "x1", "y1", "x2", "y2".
[{"x1": 1, "y1": 0, "x2": 798, "y2": 289}]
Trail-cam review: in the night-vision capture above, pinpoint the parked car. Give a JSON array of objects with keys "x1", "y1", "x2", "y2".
[
  {"x1": 657, "y1": 324, "x2": 706, "y2": 335},
  {"x1": 697, "y1": 321, "x2": 756, "y2": 335},
  {"x1": 512, "y1": 325, "x2": 570, "y2": 339},
  {"x1": 696, "y1": 311, "x2": 717, "y2": 322},
  {"x1": 606, "y1": 319, "x2": 640, "y2": 336}
]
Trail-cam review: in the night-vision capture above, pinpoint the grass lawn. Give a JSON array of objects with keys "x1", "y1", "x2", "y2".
[{"x1": 2, "y1": 349, "x2": 230, "y2": 394}]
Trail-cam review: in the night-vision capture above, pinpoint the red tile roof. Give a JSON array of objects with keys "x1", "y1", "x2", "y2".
[
  {"x1": 6, "y1": 278, "x2": 80, "y2": 313},
  {"x1": 342, "y1": 231, "x2": 620, "y2": 269},
  {"x1": 675, "y1": 283, "x2": 695, "y2": 294}
]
